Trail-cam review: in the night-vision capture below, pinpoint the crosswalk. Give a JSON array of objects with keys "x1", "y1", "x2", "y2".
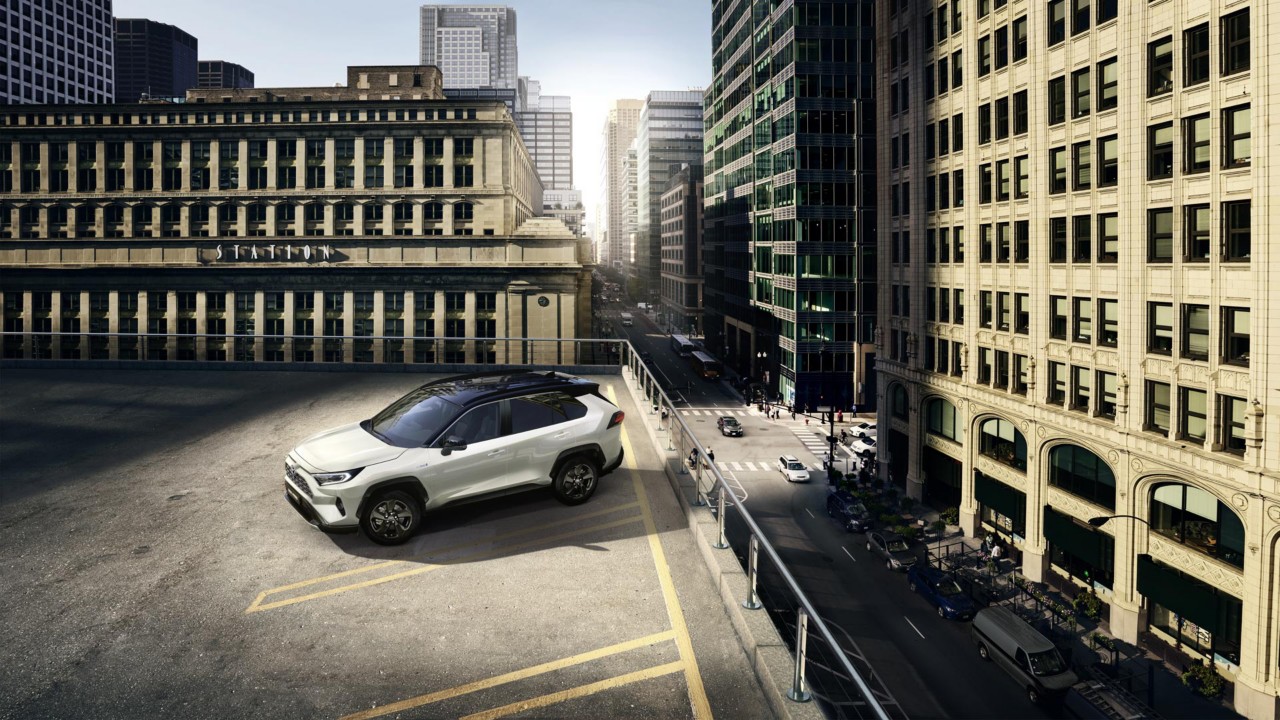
[
  {"x1": 708, "y1": 459, "x2": 827, "y2": 472},
  {"x1": 678, "y1": 408, "x2": 750, "y2": 417}
]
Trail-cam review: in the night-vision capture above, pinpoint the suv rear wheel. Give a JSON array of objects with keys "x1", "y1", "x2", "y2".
[
  {"x1": 361, "y1": 489, "x2": 421, "y2": 545},
  {"x1": 553, "y1": 456, "x2": 599, "y2": 505}
]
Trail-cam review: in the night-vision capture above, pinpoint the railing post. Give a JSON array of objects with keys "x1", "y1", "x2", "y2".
[
  {"x1": 787, "y1": 609, "x2": 813, "y2": 703},
  {"x1": 743, "y1": 533, "x2": 763, "y2": 610},
  {"x1": 713, "y1": 483, "x2": 729, "y2": 549}
]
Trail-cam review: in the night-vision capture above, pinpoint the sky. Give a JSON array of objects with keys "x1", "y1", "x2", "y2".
[{"x1": 112, "y1": 0, "x2": 713, "y2": 227}]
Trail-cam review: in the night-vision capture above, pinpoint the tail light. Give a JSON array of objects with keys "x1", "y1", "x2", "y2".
[{"x1": 607, "y1": 410, "x2": 625, "y2": 429}]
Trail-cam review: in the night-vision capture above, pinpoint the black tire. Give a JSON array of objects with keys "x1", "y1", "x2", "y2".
[
  {"x1": 865, "y1": 541, "x2": 872, "y2": 552},
  {"x1": 1027, "y1": 687, "x2": 1041, "y2": 705},
  {"x1": 360, "y1": 490, "x2": 421, "y2": 546},
  {"x1": 977, "y1": 642, "x2": 990, "y2": 660},
  {"x1": 553, "y1": 455, "x2": 599, "y2": 505},
  {"x1": 937, "y1": 605, "x2": 946, "y2": 618}
]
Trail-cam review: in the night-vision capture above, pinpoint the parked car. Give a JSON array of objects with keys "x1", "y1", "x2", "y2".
[
  {"x1": 907, "y1": 565, "x2": 977, "y2": 620},
  {"x1": 778, "y1": 454, "x2": 810, "y2": 483},
  {"x1": 972, "y1": 606, "x2": 1078, "y2": 705},
  {"x1": 849, "y1": 421, "x2": 877, "y2": 440},
  {"x1": 284, "y1": 371, "x2": 626, "y2": 545},
  {"x1": 849, "y1": 436, "x2": 878, "y2": 458},
  {"x1": 866, "y1": 530, "x2": 917, "y2": 570},
  {"x1": 825, "y1": 489, "x2": 872, "y2": 533},
  {"x1": 717, "y1": 416, "x2": 744, "y2": 437}
]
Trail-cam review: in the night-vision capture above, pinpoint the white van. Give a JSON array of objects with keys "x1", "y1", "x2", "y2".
[
  {"x1": 620, "y1": 313, "x2": 633, "y2": 327},
  {"x1": 971, "y1": 606, "x2": 1078, "y2": 705}
]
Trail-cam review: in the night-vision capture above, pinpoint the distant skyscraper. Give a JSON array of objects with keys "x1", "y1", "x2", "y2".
[
  {"x1": 599, "y1": 99, "x2": 643, "y2": 269},
  {"x1": 1, "y1": 0, "x2": 114, "y2": 104},
  {"x1": 633, "y1": 90, "x2": 703, "y2": 302},
  {"x1": 660, "y1": 164, "x2": 704, "y2": 335},
  {"x1": 113, "y1": 18, "x2": 198, "y2": 102},
  {"x1": 197, "y1": 61, "x2": 254, "y2": 89},
  {"x1": 515, "y1": 79, "x2": 573, "y2": 190},
  {"x1": 419, "y1": 5, "x2": 518, "y2": 90}
]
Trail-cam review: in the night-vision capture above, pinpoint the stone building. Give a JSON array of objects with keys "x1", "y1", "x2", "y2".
[{"x1": 0, "y1": 66, "x2": 594, "y2": 368}]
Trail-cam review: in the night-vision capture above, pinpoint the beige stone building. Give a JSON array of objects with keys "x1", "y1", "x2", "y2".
[
  {"x1": 0, "y1": 66, "x2": 593, "y2": 367},
  {"x1": 877, "y1": 1, "x2": 1277, "y2": 716}
]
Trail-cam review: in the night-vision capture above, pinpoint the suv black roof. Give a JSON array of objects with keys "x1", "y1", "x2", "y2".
[{"x1": 419, "y1": 370, "x2": 599, "y2": 409}]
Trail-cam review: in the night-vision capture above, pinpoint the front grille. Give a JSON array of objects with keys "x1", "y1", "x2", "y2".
[{"x1": 285, "y1": 462, "x2": 313, "y2": 498}]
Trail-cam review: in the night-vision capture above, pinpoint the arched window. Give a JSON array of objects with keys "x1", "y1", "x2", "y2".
[
  {"x1": 392, "y1": 202, "x2": 413, "y2": 222},
  {"x1": 423, "y1": 202, "x2": 443, "y2": 221},
  {"x1": 1048, "y1": 445, "x2": 1115, "y2": 509},
  {"x1": 890, "y1": 383, "x2": 909, "y2": 419},
  {"x1": 455, "y1": 202, "x2": 474, "y2": 221},
  {"x1": 926, "y1": 397, "x2": 961, "y2": 441},
  {"x1": 979, "y1": 418, "x2": 1026, "y2": 471},
  {"x1": 1150, "y1": 483, "x2": 1244, "y2": 568}
]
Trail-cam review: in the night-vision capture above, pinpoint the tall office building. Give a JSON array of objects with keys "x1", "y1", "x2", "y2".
[
  {"x1": 113, "y1": 18, "x2": 198, "y2": 102},
  {"x1": 419, "y1": 5, "x2": 518, "y2": 91},
  {"x1": 598, "y1": 99, "x2": 643, "y2": 269},
  {"x1": 876, "y1": 2, "x2": 1277, "y2": 718},
  {"x1": 515, "y1": 81, "x2": 573, "y2": 190},
  {"x1": 659, "y1": 164, "x2": 703, "y2": 335},
  {"x1": 632, "y1": 90, "x2": 703, "y2": 304},
  {"x1": 704, "y1": 1, "x2": 877, "y2": 411},
  {"x1": 197, "y1": 61, "x2": 254, "y2": 89},
  {"x1": 1, "y1": 0, "x2": 114, "y2": 104}
]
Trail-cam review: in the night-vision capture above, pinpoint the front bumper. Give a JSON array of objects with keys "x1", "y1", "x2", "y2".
[{"x1": 284, "y1": 457, "x2": 359, "y2": 533}]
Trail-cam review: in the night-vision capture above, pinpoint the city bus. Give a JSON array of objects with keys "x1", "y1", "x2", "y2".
[
  {"x1": 670, "y1": 334, "x2": 696, "y2": 357},
  {"x1": 689, "y1": 351, "x2": 723, "y2": 380}
]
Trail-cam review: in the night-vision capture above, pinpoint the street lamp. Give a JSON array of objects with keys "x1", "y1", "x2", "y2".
[{"x1": 1088, "y1": 514, "x2": 1151, "y2": 528}]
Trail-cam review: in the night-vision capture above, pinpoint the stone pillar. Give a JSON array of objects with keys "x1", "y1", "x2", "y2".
[
  {"x1": 373, "y1": 292, "x2": 386, "y2": 363},
  {"x1": 1232, "y1": 498, "x2": 1279, "y2": 720},
  {"x1": 342, "y1": 291, "x2": 354, "y2": 363},
  {"x1": 906, "y1": 382, "x2": 927, "y2": 503}
]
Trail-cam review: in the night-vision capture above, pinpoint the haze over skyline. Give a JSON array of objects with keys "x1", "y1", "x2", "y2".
[{"x1": 112, "y1": 0, "x2": 713, "y2": 226}]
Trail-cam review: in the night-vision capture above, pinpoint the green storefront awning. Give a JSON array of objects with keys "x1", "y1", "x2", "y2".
[
  {"x1": 1136, "y1": 554, "x2": 1223, "y2": 636},
  {"x1": 1043, "y1": 507, "x2": 1105, "y2": 566},
  {"x1": 975, "y1": 472, "x2": 1026, "y2": 526}
]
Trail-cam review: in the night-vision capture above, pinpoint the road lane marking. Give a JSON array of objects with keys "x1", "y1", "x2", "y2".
[
  {"x1": 842, "y1": 546, "x2": 857, "y2": 562},
  {"x1": 904, "y1": 616, "x2": 926, "y2": 639},
  {"x1": 247, "y1": 501, "x2": 642, "y2": 612},
  {"x1": 461, "y1": 661, "x2": 686, "y2": 720},
  {"x1": 613, "y1": 388, "x2": 712, "y2": 720},
  {"x1": 339, "y1": 631, "x2": 677, "y2": 720},
  {"x1": 246, "y1": 513, "x2": 644, "y2": 613}
]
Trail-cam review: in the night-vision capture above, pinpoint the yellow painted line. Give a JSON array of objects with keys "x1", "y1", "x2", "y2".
[
  {"x1": 610, "y1": 386, "x2": 714, "y2": 720},
  {"x1": 246, "y1": 513, "x2": 644, "y2": 613},
  {"x1": 338, "y1": 631, "x2": 677, "y2": 720},
  {"x1": 246, "y1": 500, "x2": 641, "y2": 613},
  {"x1": 459, "y1": 661, "x2": 686, "y2": 720}
]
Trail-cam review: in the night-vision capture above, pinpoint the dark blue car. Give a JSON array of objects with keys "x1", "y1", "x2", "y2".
[
  {"x1": 825, "y1": 490, "x2": 872, "y2": 533},
  {"x1": 907, "y1": 565, "x2": 977, "y2": 620}
]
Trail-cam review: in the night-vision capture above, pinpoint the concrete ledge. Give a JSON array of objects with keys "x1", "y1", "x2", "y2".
[
  {"x1": 0, "y1": 359, "x2": 621, "y2": 375},
  {"x1": 623, "y1": 371, "x2": 825, "y2": 720}
]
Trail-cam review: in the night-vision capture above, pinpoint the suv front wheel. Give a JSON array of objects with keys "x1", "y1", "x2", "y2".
[
  {"x1": 553, "y1": 456, "x2": 599, "y2": 505},
  {"x1": 361, "y1": 489, "x2": 422, "y2": 545}
]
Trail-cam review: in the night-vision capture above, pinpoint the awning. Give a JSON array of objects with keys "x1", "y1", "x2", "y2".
[
  {"x1": 975, "y1": 471, "x2": 1026, "y2": 526},
  {"x1": 1136, "y1": 554, "x2": 1225, "y2": 636},
  {"x1": 1043, "y1": 507, "x2": 1107, "y2": 567}
]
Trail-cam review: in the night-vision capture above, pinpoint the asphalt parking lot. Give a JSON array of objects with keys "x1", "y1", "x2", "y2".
[{"x1": 0, "y1": 368, "x2": 775, "y2": 720}]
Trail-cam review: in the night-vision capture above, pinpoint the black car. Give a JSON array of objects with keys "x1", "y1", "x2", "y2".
[
  {"x1": 716, "y1": 416, "x2": 743, "y2": 436},
  {"x1": 825, "y1": 489, "x2": 872, "y2": 533}
]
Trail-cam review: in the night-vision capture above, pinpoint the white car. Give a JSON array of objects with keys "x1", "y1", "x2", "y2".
[
  {"x1": 849, "y1": 421, "x2": 877, "y2": 440},
  {"x1": 778, "y1": 454, "x2": 810, "y2": 483},
  {"x1": 284, "y1": 371, "x2": 626, "y2": 545},
  {"x1": 849, "y1": 436, "x2": 878, "y2": 458}
]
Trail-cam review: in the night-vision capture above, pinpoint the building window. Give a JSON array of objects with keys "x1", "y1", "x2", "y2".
[
  {"x1": 1148, "y1": 36, "x2": 1174, "y2": 96},
  {"x1": 1012, "y1": 16, "x2": 1028, "y2": 60},
  {"x1": 1013, "y1": 355, "x2": 1030, "y2": 395},
  {"x1": 891, "y1": 383, "x2": 909, "y2": 419},
  {"x1": 1050, "y1": 296, "x2": 1068, "y2": 339},
  {"x1": 1184, "y1": 24, "x2": 1210, "y2": 86},
  {"x1": 1097, "y1": 58, "x2": 1118, "y2": 111},
  {"x1": 1148, "y1": 123, "x2": 1174, "y2": 180},
  {"x1": 978, "y1": 35, "x2": 992, "y2": 76},
  {"x1": 1184, "y1": 204, "x2": 1210, "y2": 261},
  {"x1": 977, "y1": 347, "x2": 992, "y2": 384},
  {"x1": 1181, "y1": 113, "x2": 1211, "y2": 174},
  {"x1": 1049, "y1": 217, "x2": 1068, "y2": 263},
  {"x1": 1097, "y1": 135, "x2": 1117, "y2": 186},
  {"x1": 1013, "y1": 90, "x2": 1028, "y2": 135},
  {"x1": 1146, "y1": 381, "x2": 1171, "y2": 435},
  {"x1": 1182, "y1": 304, "x2": 1210, "y2": 360},
  {"x1": 1148, "y1": 208, "x2": 1173, "y2": 262},
  {"x1": 1015, "y1": 293, "x2": 1030, "y2": 334},
  {"x1": 1072, "y1": 141, "x2": 1091, "y2": 190},
  {"x1": 926, "y1": 397, "x2": 961, "y2": 441},
  {"x1": 1072, "y1": 215, "x2": 1091, "y2": 262},
  {"x1": 1048, "y1": 0, "x2": 1066, "y2": 45},
  {"x1": 1222, "y1": 307, "x2": 1250, "y2": 366},
  {"x1": 1150, "y1": 484, "x2": 1244, "y2": 568},
  {"x1": 1223, "y1": 200, "x2": 1251, "y2": 262},
  {"x1": 1097, "y1": 372, "x2": 1117, "y2": 419},
  {"x1": 1014, "y1": 220, "x2": 1029, "y2": 262},
  {"x1": 1011, "y1": 154, "x2": 1028, "y2": 198},
  {"x1": 1049, "y1": 445, "x2": 1115, "y2": 510},
  {"x1": 1149, "y1": 302, "x2": 1173, "y2": 355},
  {"x1": 1048, "y1": 362, "x2": 1067, "y2": 406},
  {"x1": 1097, "y1": 299, "x2": 1118, "y2": 346},
  {"x1": 1070, "y1": 365, "x2": 1092, "y2": 412},
  {"x1": 1098, "y1": 213, "x2": 1119, "y2": 262},
  {"x1": 980, "y1": 290, "x2": 994, "y2": 328},
  {"x1": 979, "y1": 103, "x2": 992, "y2": 143},
  {"x1": 1071, "y1": 68, "x2": 1090, "y2": 118},
  {"x1": 1222, "y1": 105, "x2": 1251, "y2": 168},
  {"x1": 1072, "y1": 297, "x2": 1093, "y2": 343},
  {"x1": 1050, "y1": 147, "x2": 1067, "y2": 193},
  {"x1": 1180, "y1": 387, "x2": 1208, "y2": 444},
  {"x1": 1218, "y1": 395, "x2": 1246, "y2": 454},
  {"x1": 979, "y1": 418, "x2": 1026, "y2": 470},
  {"x1": 1071, "y1": 0, "x2": 1090, "y2": 35},
  {"x1": 995, "y1": 97, "x2": 1009, "y2": 140},
  {"x1": 1221, "y1": 9, "x2": 1250, "y2": 77},
  {"x1": 1048, "y1": 77, "x2": 1066, "y2": 125}
]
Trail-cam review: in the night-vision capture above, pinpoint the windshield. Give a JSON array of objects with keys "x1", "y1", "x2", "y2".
[
  {"x1": 369, "y1": 387, "x2": 460, "y2": 448},
  {"x1": 723, "y1": 418, "x2": 739, "y2": 426},
  {"x1": 936, "y1": 578, "x2": 965, "y2": 597},
  {"x1": 1028, "y1": 649, "x2": 1068, "y2": 677},
  {"x1": 886, "y1": 539, "x2": 910, "y2": 553},
  {"x1": 787, "y1": 461, "x2": 806, "y2": 470}
]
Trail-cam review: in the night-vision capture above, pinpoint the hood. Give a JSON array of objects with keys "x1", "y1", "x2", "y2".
[
  {"x1": 1040, "y1": 669, "x2": 1079, "y2": 690},
  {"x1": 294, "y1": 421, "x2": 406, "y2": 472},
  {"x1": 891, "y1": 550, "x2": 918, "y2": 565}
]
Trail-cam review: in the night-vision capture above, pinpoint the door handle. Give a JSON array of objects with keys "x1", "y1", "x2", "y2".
[
  {"x1": 487, "y1": 449, "x2": 506, "y2": 456},
  {"x1": 553, "y1": 431, "x2": 570, "y2": 439}
]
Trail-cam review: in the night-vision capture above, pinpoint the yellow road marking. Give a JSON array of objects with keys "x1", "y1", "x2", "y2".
[
  {"x1": 611, "y1": 387, "x2": 713, "y2": 720},
  {"x1": 246, "y1": 513, "x2": 643, "y2": 613},
  {"x1": 459, "y1": 661, "x2": 686, "y2": 720},
  {"x1": 338, "y1": 631, "x2": 677, "y2": 720},
  {"x1": 246, "y1": 500, "x2": 641, "y2": 613}
]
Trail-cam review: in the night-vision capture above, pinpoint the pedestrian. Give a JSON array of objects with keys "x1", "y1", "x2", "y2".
[
  {"x1": 837, "y1": 410, "x2": 843, "y2": 424},
  {"x1": 707, "y1": 447, "x2": 715, "y2": 466},
  {"x1": 805, "y1": 416, "x2": 810, "y2": 426},
  {"x1": 790, "y1": 408, "x2": 796, "y2": 421},
  {"x1": 688, "y1": 448, "x2": 698, "y2": 469},
  {"x1": 991, "y1": 541, "x2": 1003, "y2": 561},
  {"x1": 823, "y1": 450, "x2": 831, "y2": 469},
  {"x1": 840, "y1": 428, "x2": 848, "y2": 444},
  {"x1": 660, "y1": 407, "x2": 669, "y2": 427}
]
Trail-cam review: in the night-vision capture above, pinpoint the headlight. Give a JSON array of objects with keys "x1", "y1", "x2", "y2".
[
  {"x1": 890, "y1": 559, "x2": 901, "y2": 568},
  {"x1": 313, "y1": 468, "x2": 363, "y2": 485}
]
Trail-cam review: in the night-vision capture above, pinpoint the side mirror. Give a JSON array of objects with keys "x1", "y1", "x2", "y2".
[{"x1": 439, "y1": 435, "x2": 467, "y2": 456}]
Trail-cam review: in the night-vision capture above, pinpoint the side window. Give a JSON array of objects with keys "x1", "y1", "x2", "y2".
[
  {"x1": 509, "y1": 392, "x2": 586, "y2": 434},
  {"x1": 1016, "y1": 648, "x2": 1030, "y2": 670},
  {"x1": 449, "y1": 402, "x2": 502, "y2": 444}
]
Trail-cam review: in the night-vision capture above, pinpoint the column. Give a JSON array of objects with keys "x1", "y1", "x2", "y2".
[
  {"x1": 342, "y1": 290, "x2": 354, "y2": 363},
  {"x1": 373, "y1": 292, "x2": 386, "y2": 363},
  {"x1": 1231, "y1": 501, "x2": 1279, "y2": 720}
]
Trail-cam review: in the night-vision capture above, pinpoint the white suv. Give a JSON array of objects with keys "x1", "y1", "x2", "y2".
[
  {"x1": 778, "y1": 455, "x2": 810, "y2": 483},
  {"x1": 284, "y1": 371, "x2": 626, "y2": 545}
]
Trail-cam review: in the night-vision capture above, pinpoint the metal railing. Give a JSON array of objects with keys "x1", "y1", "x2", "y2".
[{"x1": 4, "y1": 330, "x2": 903, "y2": 718}]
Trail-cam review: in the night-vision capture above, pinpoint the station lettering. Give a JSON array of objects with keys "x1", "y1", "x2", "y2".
[{"x1": 213, "y1": 243, "x2": 335, "y2": 262}]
